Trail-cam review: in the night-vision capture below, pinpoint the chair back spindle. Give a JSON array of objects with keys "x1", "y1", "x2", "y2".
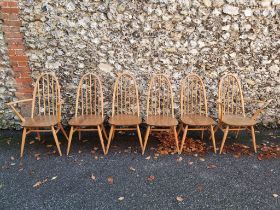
[
  {"x1": 218, "y1": 74, "x2": 245, "y2": 120},
  {"x1": 75, "y1": 73, "x2": 103, "y2": 118},
  {"x1": 112, "y1": 73, "x2": 140, "y2": 117},
  {"x1": 180, "y1": 73, "x2": 208, "y2": 117},
  {"x1": 146, "y1": 74, "x2": 174, "y2": 118}
]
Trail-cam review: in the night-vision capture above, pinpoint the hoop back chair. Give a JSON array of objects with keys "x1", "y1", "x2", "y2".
[
  {"x1": 67, "y1": 73, "x2": 107, "y2": 155},
  {"x1": 142, "y1": 74, "x2": 179, "y2": 154},
  {"x1": 7, "y1": 73, "x2": 68, "y2": 157},
  {"x1": 106, "y1": 72, "x2": 143, "y2": 154},
  {"x1": 179, "y1": 73, "x2": 216, "y2": 153},
  {"x1": 217, "y1": 74, "x2": 272, "y2": 154}
]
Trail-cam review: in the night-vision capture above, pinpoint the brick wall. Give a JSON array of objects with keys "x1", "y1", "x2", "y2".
[{"x1": 0, "y1": 1, "x2": 32, "y2": 100}]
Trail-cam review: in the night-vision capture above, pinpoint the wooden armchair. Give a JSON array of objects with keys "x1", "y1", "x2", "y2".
[
  {"x1": 217, "y1": 74, "x2": 272, "y2": 154},
  {"x1": 106, "y1": 72, "x2": 143, "y2": 154},
  {"x1": 142, "y1": 74, "x2": 179, "y2": 154},
  {"x1": 178, "y1": 73, "x2": 216, "y2": 154},
  {"x1": 67, "y1": 73, "x2": 107, "y2": 155},
  {"x1": 7, "y1": 73, "x2": 68, "y2": 157}
]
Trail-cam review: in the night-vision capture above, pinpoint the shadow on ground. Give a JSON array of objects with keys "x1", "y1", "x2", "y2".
[{"x1": 0, "y1": 127, "x2": 279, "y2": 209}]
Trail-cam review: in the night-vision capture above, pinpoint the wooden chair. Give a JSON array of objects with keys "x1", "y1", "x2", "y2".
[
  {"x1": 106, "y1": 72, "x2": 143, "y2": 154},
  {"x1": 217, "y1": 74, "x2": 273, "y2": 154},
  {"x1": 67, "y1": 73, "x2": 108, "y2": 155},
  {"x1": 178, "y1": 73, "x2": 217, "y2": 154},
  {"x1": 7, "y1": 73, "x2": 68, "y2": 157},
  {"x1": 142, "y1": 74, "x2": 179, "y2": 154}
]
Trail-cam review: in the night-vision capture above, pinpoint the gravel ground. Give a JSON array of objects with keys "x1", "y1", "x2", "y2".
[{"x1": 0, "y1": 128, "x2": 279, "y2": 210}]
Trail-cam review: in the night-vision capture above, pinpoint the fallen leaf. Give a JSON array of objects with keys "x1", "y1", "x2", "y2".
[
  {"x1": 78, "y1": 150, "x2": 82, "y2": 154},
  {"x1": 147, "y1": 175, "x2": 155, "y2": 182},
  {"x1": 273, "y1": 194, "x2": 278, "y2": 198},
  {"x1": 129, "y1": 167, "x2": 136, "y2": 171},
  {"x1": 91, "y1": 174, "x2": 96, "y2": 181},
  {"x1": 10, "y1": 156, "x2": 15, "y2": 161},
  {"x1": 46, "y1": 144, "x2": 53, "y2": 148},
  {"x1": 145, "y1": 156, "x2": 151, "y2": 160},
  {"x1": 188, "y1": 161, "x2": 193, "y2": 165},
  {"x1": 197, "y1": 185, "x2": 203, "y2": 192},
  {"x1": 10, "y1": 163, "x2": 15, "y2": 166},
  {"x1": 199, "y1": 158, "x2": 205, "y2": 162},
  {"x1": 51, "y1": 176, "x2": 57, "y2": 180},
  {"x1": 176, "y1": 196, "x2": 184, "y2": 202},
  {"x1": 33, "y1": 179, "x2": 48, "y2": 188},
  {"x1": 29, "y1": 140, "x2": 35, "y2": 145},
  {"x1": 107, "y1": 176, "x2": 113, "y2": 184},
  {"x1": 207, "y1": 164, "x2": 217, "y2": 169},
  {"x1": 177, "y1": 157, "x2": 183, "y2": 162},
  {"x1": 118, "y1": 197, "x2": 124, "y2": 201}
]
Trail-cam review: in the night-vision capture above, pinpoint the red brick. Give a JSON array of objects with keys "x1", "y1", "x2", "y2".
[
  {"x1": 4, "y1": 32, "x2": 22, "y2": 38},
  {"x1": 8, "y1": 43, "x2": 25, "y2": 50},
  {"x1": 16, "y1": 77, "x2": 32, "y2": 84},
  {"x1": 0, "y1": 8, "x2": 19, "y2": 13},
  {"x1": 7, "y1": 2, "x2": 18, "y2": 7},
  {"x1": 2, "y1": 26, "x2": 20, "y2": 32},
  {"x1": 9, "y1": 55, "x2": 28, "y2": 62},
  {"x1": 17, "y1": 61, "x2": 29, "y2": 67},
  {"x1": 0, "y1": 2, "x2": 8, "y2": 7},
  {"x1": 13, "y1": 66, "x2": 30, "y2": 72},
  {"x1": 6, "y1": 38, "x2": 23, "y2": 45},
  {"x1": 4, "y1": 20, "x2": 21, "y2": 26}
]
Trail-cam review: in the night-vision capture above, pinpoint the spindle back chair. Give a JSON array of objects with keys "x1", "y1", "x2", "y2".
[
  {"x1": 142, "y1": 74, "x2": 179, "y2": 154},
  {"x1": 179, "y1": 73, "x2": 216, "y2": 153},
  {"x1": 106, "y1": 72, "x2": 143, "y2": 154},
  {"x1": 7, "y1": 73, "x2": 68, "y2": 157},
  {"x1": 217, "y1": 74, "x2": 272, "y2": 154},
  {"x1": 67, "y1": 73, "x2": 107, "y2": 155}
]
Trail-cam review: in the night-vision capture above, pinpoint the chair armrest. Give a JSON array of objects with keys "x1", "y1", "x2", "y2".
[
  {"x1": 251, "y1": 99, "x2": 273, "y2": 120},
  {"x1": 6, "y1": 98, "x2": 33, "y2": 106},
  {"x1": 6, "y1": 98, "x2": 33, "y2": 122}
]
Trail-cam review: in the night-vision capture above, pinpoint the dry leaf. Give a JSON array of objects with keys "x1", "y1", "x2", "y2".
[
  {"x1": 29, "y1": 140, "x2": 35, "y2": 145},
  {"x1": 118, "y1": 197, "x2": 124, "y2": 201},
  {"x1": 147, "y1": 175, "x2": 155, "y2": 182},
  {"x1": 46, "y1": 144, "x2": 53, "y2": 148},
  {"x1": 273, "y1": 194, "x2": 278, "y2": 198},
  {"x1": 10, "y1": 156, "x2": 15, "y2": 161},
  {"x1": 199, "y1": 158, "x2": 205, "y2": 162},
  {"x1": 177, "y1": 157, "x2": 183, "y2": 162},
  {"x1": 107, "y1": 176, "x2": 113, "y2": 184},
  {"x1": 176, "y1": 196, "x2": 184, "y2": 202},
  {"x1": 129, "y1": 167, "x2": 136, "y2": 171},
  {"x1": 51, "y1": 176, "x2": 57, "y2": 180},
  {"x1": 33, "y1": 179, "x2": 48, "y2": 188},
  {"x1": 207, "y1": 164, "x2": 217, "y2": 169},
  {"x1": 145, "y1": 156, "x2": 151, "y2": 160},
  {"x1": 91, "y1": 174, "x2": 96, "y2": 181},
  {"x1": 188, "y1": 161, "x2": 193, "y2": 165},
  {"x1": 197, "y1": 185, "x2": 203, "y2": 192}
]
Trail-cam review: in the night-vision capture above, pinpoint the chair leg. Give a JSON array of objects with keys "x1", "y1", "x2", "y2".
[
  {"x1": 136, "y1": 125, "x2": 143, "y2": 151},
  {"x1": 210, "y1": 125, "x2": 217, "y2": 154},
  {"x1": 179, "y1": 125, "x2": 188, "y2": 154},
  {"x1": 177, "y1": 123, "x2": 184, "y2": 136},
  {"x1": 105, "y1": 125, "x2": 115, "y2": 155},
  {"x1": 250, "y1": 126, "x2": 257, "y2": 153},
  {"x1": 59, "y1": 123, "x2": 69, "y2": 141},
  {"x1": 97, "y1": 125, "x2": 106, "y2": 154},
  {"x1": 219, "y1": 126, "x2": 229, "y2": 154},
  {"x1": 209, "y1": 124, "x2": 219, "y2": 141},
  {"x1": 36, "y1": 131, "x2": 40, "y2": 141},
  {"x1": 101, "y1": 124, "x2": 108, "y2": 140},
  {"x1": 142, "y1": 126, "x2": 151, "y2": 155},
  {"x1": 51, "y1": 126, "x2": 62, "y2": 156},
  {"x1": 235, "y1": 127, "x2": 240, "y2": 139},
  {"x1": 172, "y1": 126, "x2": 180, "y2": 154},
  {"x1": 67, "y1": 126, "x2": 74, "y2": 155},
  {"x1": 201, "y1": 130, "x2": 204, "y2": 140},
  {"x1": 78, "y1": 131, "x2": 82, "y2": 141},
  {"x1": 20, "y1": 128, "x2": 27, "y2": 158}
]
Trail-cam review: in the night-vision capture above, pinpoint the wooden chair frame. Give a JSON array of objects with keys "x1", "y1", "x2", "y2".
[
  {"x1": 142, "y1": 74, "x2": 179, "y2": 154},
  {"x1": 7, "y1": 73, "x2": 68, "y2": 157},
  {"x1": 216, "y1": 74, "x2": 273, "y2": 154},
  {"x1": 106, "y1": 72, "x2": 143, "y2": 154},
  {"x1": 178, "y1": 73, "x2": 216, "y2": 154},
  {"x1": 67, "y1": 73, "x2": 108, "y2": 155}
]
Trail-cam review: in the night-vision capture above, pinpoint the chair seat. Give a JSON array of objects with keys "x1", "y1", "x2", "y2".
[
  {"x1": 181, "y1": 114, "x2": 215, "y2": 126},
  {"x1": 69, "y1": 115, "x2": 103, "y2": 126},
  {"x1": 221, "y1": 114, "x2": 256, "y2": 126},
  {"x1": 22, "y1": 116, "x2": 58, "y2": 127},
  {"x1": 109, "y1": 114, "x2": 141, "y2": 126},
  {"x1": 146, "y1": 115, "x2": 178, "y2": 127}
]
